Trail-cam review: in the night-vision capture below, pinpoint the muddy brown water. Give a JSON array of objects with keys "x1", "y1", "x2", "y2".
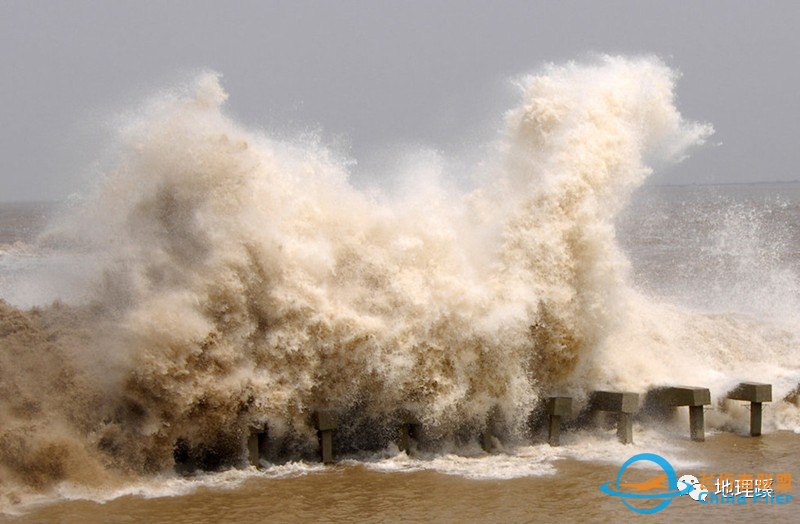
[{"x1": 3, "y1": 432, "x2": 797, "y2": 523}]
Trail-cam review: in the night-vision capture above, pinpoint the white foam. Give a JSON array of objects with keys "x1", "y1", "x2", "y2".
[
  {"x1": 2, "y1": 55, "x2": 799, "y2": 510},
  {"x1": 338, "y1": 426, "x2": 703, "y2": 481}
]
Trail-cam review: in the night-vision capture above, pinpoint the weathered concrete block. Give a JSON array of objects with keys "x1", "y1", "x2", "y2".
[
  {"x1": 397, "y1": 423, "x2": 421, "y2": 453},
  {"x1": 644, "y1": 386, "x2": 709, "y2": 441},
  {"x1": 548, "y1": 415, "x2": 562, "y2": 447},
  {"x1": 481, "y1": 406, "x2": 504, "y2": 453},
  {"x1": 587, "y1": 392, "x2": 638, "y2": 445},
  {"x1": 546, "y1": 397, "x2": 572, "y2": 417},
  {"x1": 314, "y1": 410, "x2": 337, "y2": 464},
  {"x1": 544, "y1": 397, "x2": 570, "y2": 447},
  {"x1": 396, "y1": 410, "x2": 421, "y2": 453},
  {"x1": 727, "y1": 382, "x2": 772, "y2": 403},
  {"x1": 750, "y1": 402, "x2": 763, "y2": 437},
  {"x1": 247, "y1": 426, "x2": 268, "y2": 467},
  {"x1": 320, "y1": 430, "x2": 334, "y2": 464},
  {"x1": 590, "y1": 391, "x2": 639, "y2": 413},
  {"x1": 481, "y1": 431, "x2": 495, "y2": 452},
  {"x1": 726, "y1": 382, "x2": 771, "y2": 436},
  {"x1": 689, "y1": 405, "x2": 705, "y2": 442},
  {"x1": 398, "y1": 424, "x2": 411, "y2": 453},
  {"x1": 649, "y1": 386, "x2": 711, "y2": 407},
  {"x1": 315, "y1": 409, "x2": 338, "y2": 431},
  {"x1": 247, "y1": 432, "x2": 260, "y2": 466},
  {"x1": 617, "y1": 412, "x2": 633, "y2": 445}
]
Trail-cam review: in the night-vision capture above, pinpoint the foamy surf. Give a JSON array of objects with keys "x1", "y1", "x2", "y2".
[
  {"x1": 3, "y1": 462, "x2": 325, "y2": 516},
  {"x1": 1, "y1": 55, "x2": 798, "y2": 513},
  {"x1": 348, "y1": 426, "x2": 703, "y2": 480},
  {"x1": 8, "y1": 427, "x2": 703, "y2": 514}
]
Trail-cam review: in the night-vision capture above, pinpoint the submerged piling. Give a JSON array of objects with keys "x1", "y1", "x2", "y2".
[
  {"x1": 546, "y1": 397, "x2": 572, "y2": 446},
  {"x1": 397, "y1": 413, "x2": 421, "y2": 454},
  {"x1": 247, "y1": 431, "x2": 259, "y2": 466},
  {"x1": 727, "y1": 382, "x2": 772, "y2": 436},
  {"x1": 315, "y1": 410, "x2": 338, "y2": 464},
  {"x1": 247, "y1": 425, "x2": 268, "y2": 467},
  {"x1": 481, "y1": 406, "x2": 503, "y2": 452}
]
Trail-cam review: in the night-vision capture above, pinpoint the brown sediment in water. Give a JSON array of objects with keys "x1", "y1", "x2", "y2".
[
  {"x1": 0, "y1": 301, "x2": 118, "y2": 504},
  {"x1": 1, "y1": 432, "x2": 797, "y2": 523}
]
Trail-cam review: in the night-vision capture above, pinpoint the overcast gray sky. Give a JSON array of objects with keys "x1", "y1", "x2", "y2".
[{"x1": 2, "y1": 0, "x2": 799, "y2": 201}]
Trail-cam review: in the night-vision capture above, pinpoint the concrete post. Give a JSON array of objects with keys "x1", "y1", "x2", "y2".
[
  {"x1": 398, "y1": 424, "x2": 411, "y2": 453},
  {"x1": 617, "y1": 412, "x2": 633, "y2": 445},
  {"x1": 689, "y1": 405, "x2": 705, "y2": 442},
  {"x1": 315, "y1": 410, "x2": 338, "y2": 464},
  {"x1": 481, "y1": 406, "x2": 502, "y2": 453},
  {"x1": 481, "y1": 431, "x2": 494, "y2": 452},
  {"x1": 396, "y1": 412, "x2": 421, "y2": 454},
  {"x1": 398, "y1": 423, "x2": 421, "y2": 453},
  {"x1": 546, "y1": 397, "x2": 572, "y2": 447},
  {"x1": 726, "y1": 382, "x2": 771, "y2": 437},
  {"x1": 751, "y1": 402, "x2": 763, "y2": 437},
  {"x1": 548, "y1": 415, "x2": 562, "y2": 447},
  {"x1": 247, "y1": 431, "x2": 260, "y2": 466},
  {"x1": 247, "y1": 426, "x2": 268, "y2": 467},
  {"x1": 320, "y1": 431, "x2": 334, "y2": 464}
]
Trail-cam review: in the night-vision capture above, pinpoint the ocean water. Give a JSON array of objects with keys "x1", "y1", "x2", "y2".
[{"x1": 0, "y1": 56, "x2": 798, "y2": 522}]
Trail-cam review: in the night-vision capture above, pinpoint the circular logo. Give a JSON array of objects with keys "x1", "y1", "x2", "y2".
[{"x1": 598, "y1": 453, "x2": 694, "y2": 514}]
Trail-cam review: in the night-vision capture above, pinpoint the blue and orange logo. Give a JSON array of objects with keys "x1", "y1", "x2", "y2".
[{"x1": 599, "y1": 453, "x2": 693, "y2": 514}]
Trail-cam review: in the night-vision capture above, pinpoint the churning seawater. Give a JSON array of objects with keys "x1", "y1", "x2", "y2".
[{"x1": 1, "y1": 56, "x2": 799, "y2": 522}]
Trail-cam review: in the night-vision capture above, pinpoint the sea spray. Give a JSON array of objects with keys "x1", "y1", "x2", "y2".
[{"x1": 2, "y1": 56, "x2": 798, "y2": 509}]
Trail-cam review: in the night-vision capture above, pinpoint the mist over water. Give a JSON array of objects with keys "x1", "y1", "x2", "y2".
[
  {"x1": 1, "y1": 56, "x2": 799, "y2": 512},
  {"x1": 619, "y1": 184, "x2": 800, "y2": 323}
]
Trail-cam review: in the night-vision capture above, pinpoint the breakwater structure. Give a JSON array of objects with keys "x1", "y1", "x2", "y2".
[{"x1": 240, "y1": 381, "x2": 783, "y2": 467}]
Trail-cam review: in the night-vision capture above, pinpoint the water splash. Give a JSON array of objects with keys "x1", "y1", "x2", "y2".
[{"x1": 2, "y1": 56, "x2": 798, "y2": 510}]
